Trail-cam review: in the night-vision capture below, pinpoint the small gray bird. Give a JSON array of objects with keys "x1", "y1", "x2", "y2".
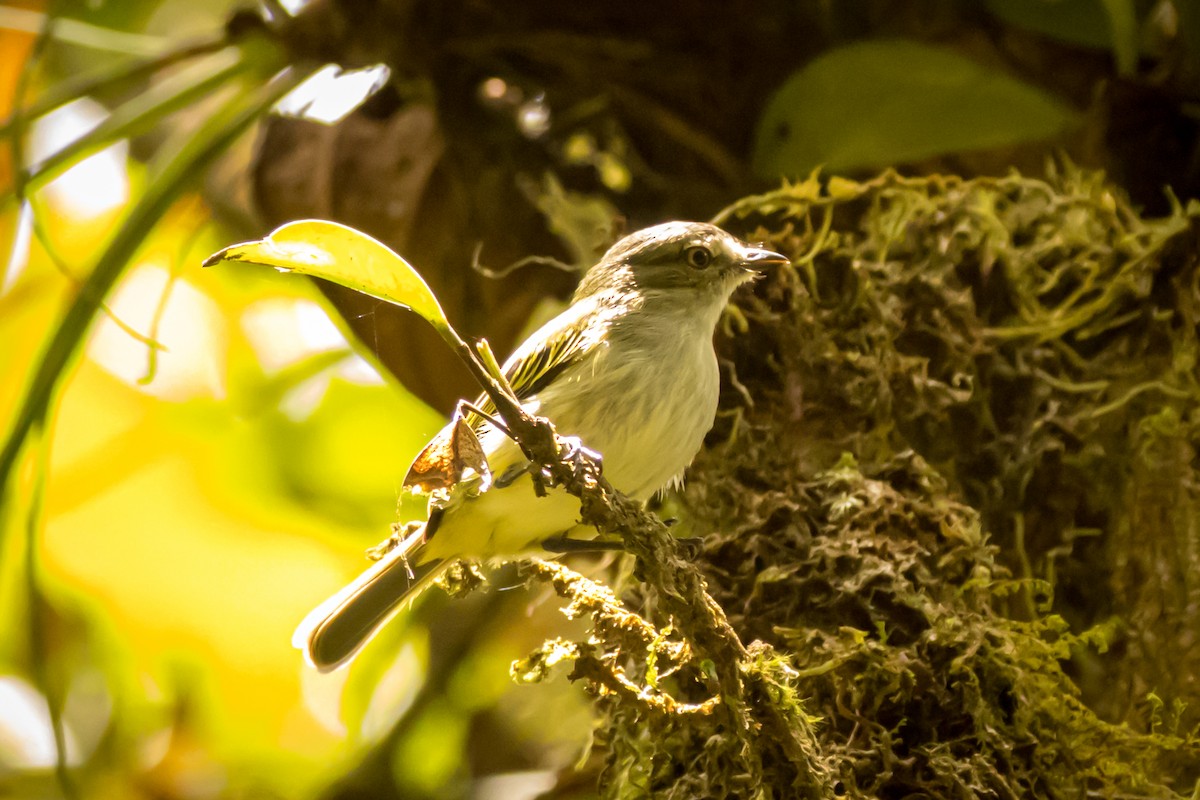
[{"x1": 294, "y1": 221, "x2": 788, "y2": 671}]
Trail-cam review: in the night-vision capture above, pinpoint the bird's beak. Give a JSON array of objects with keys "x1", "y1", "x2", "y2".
[{"x1": 739, "y1": 245, "x2": 790, "y2": 271}]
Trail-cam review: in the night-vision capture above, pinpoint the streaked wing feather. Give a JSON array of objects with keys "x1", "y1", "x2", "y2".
[
  {"x1": 505, "y1": 323, "x2": 587, "y2": 401},
  {"x1": 469, "y1": 299, "x2": 599, "y2": 424}
]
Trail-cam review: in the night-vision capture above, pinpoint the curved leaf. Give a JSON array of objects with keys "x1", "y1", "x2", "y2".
[
  {"x1": 753, "y1": 39, "x2": 1081, "y2": 179},
  {"x1": 204, "y1": 220, "x2": 449, "y2": 334}
]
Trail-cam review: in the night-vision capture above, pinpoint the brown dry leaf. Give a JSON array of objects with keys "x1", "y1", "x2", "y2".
[{"x1": 403, "y1": 413, "x2": 489, "y2": 492}]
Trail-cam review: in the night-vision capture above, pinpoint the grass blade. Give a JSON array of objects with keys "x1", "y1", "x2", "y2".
[
  {"x1": 19, "y1": 46, "x2": 252, "y2": 192},
  {"x1": 0, "y1": 34, "x2": 228, "y2": 140},
  {"x1": 0, "y1": 58, "x2": 304, "y2": 508}
]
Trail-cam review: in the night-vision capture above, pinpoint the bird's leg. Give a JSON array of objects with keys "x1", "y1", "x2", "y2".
[{"x1": 541, "y1": 534, "x2": 627, "y2": 554}]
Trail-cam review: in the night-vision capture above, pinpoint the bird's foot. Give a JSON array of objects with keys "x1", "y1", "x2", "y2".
[
  {"x1": 556, "y1": 435, "x2": 603, "y2": 477},
  {"x1": 494, "y1": 463, "x2": 530, "y2": 489}
]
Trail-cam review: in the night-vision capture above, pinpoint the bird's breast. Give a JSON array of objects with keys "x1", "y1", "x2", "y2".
[{"x1": 533, "y1": 329, "x2": 720, "y2": 499}]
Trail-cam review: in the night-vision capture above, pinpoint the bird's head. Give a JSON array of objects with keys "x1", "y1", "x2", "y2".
[{"x1": 573, "y1": 221, "x2": 789, "y2": 304}]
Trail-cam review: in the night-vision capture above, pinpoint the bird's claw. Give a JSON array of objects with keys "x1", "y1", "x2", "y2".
[
  {"x1": 674, "y1": 536, "x2": 705, "y2": 559},
  {"x1": 557, "y1": 435, "x2": 603, "y2": 475}
]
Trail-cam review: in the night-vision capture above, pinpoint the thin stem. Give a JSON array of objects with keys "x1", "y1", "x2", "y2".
[
  {"x1": 27, "y1": 200, "x2": 165, "y2": 351},
  {"x1": 6, "y1": 0, "x2": 58, "y2": 209},
  {"x1": 442, "y1": 328, "x2": 529, "y2": 436},
  {"x1": 23, "y1": 421, "x2": 79, "y2": 800}
]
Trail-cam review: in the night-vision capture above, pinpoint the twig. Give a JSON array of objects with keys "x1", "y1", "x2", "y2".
[{"x1": 470, "y1": 241, "x2": 576, "y2": 279}]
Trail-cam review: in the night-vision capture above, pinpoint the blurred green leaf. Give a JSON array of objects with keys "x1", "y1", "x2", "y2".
[
  {"x1": 1099, "y1": 0, "x2": 1140, "y2": 75},
  {"x1": 343, "y1": 626, "x2": 427, "y2": 745},
  {"x1": 752, "y1": 39, "x2": 1081, "y2": 178},
  {"x1": 205, "y1": 220, "x2": 452, "y2": 337},
  {"x1": 0, "y1": 36, "x2": 227, "y2": 140},
  {"x1": 985, "y1": 0, "x2": 1118, "y2": 50},
  {"x1": 986, "y1": 0, "x2": 1142, "y2": 75},
  {"x1": 264, "y1": 376, "x2": 440, "y2": 525},
  {"x1": 21, "y1": 48, "x2": 252, "y2": 192},
  {"x1": 0, "y1": 46, "x2": 297, "y2": 537},
  {"x1": 393, "y1": 699, "x2": 467, "y2": 793}
]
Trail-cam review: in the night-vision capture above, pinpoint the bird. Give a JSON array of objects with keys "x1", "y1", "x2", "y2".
[{"x1": 294, "y1": 221, "x2": 789, "y2": 671}]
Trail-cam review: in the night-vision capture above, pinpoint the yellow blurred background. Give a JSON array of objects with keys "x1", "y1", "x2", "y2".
[{"x1": 0, "y1": 5, "x2": 594, "y2": 798}]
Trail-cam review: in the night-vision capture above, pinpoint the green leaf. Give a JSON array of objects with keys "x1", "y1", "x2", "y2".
[
  {"x1": 22, "y1": 48, "x2": 253, "y2": 192},
  {"x1": 985, "y1": 0, "x2": 1116, "y2": 50},
  {"x1": 204, "y1": 220, "x2": 450, "y2": 335},
  {"x1": 752, "y1": 39, "x2": 1081, "y2": 179},
  {"x1": 1098, "y1": 0, "x2": 1139, "y2": 76},
  {"x1": 0, "y1": 35, "x2": 227, "y2": 140},
  {"x1": 986, "y1": 0, "x2": 1142, "y2": 76}
]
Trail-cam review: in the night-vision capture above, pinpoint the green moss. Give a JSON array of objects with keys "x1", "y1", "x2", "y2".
[{"x1": 521, "y1": 169, "x2": 1200, "y2": 797}]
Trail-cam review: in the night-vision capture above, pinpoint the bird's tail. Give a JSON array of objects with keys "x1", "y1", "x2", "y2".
[{"x1": 293, "y1": 526, "x2": 444, "y2": 672}]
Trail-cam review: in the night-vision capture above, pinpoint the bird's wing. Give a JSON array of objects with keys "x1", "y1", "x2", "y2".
[
  {"x1": 472, "y1": 296, "x2": 605, "y2": 419},
  {"x1": 402, "y1": 298, "x2": 608, "y2": 498}
]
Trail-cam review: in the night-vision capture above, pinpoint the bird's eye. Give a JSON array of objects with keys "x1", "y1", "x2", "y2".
[{"x1": 685, "y1": 246, "x2": 712, "y2": 269}]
